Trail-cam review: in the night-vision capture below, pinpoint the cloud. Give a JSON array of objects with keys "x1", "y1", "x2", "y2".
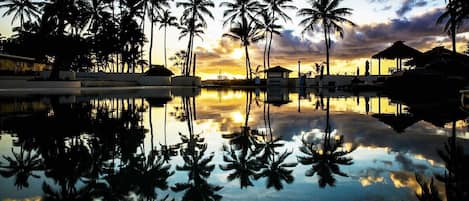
[
  {"x1": 195, "y1": 8, "x2": 469, "y2": 77},
  {"x1": 396, "y1": 0, "x2": 429, "y2": 16}
]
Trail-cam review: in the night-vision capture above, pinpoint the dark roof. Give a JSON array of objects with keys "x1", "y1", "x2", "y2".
[
  {"x1": 145, "y1": 97, "x2": 172, "y2": 107},
  {"x1": 0, "y1": 53, "x2": 35, "y2": 62},
  {"x1": 408, "y1": 46, "x2": 469, "y2": 67},
  {"x1": 372, "y1": 113, "x2": 419, "y2": 133},
  {"x1": 264, "y1": 66, "x2": 293, "y2": 73},
  {"x1": 145, "y1": 66, "x2": 174, "y2": 76},
  {"x1": 372, "y1": 41, "x2": 422, "y2": 60}
]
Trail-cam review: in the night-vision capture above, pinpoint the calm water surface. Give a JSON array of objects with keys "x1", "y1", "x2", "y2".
[{"x1": 0, "y1": 87, "x2": 468, "y2": 201}]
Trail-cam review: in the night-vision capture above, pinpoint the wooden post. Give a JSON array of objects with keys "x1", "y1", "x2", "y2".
[
  {"x1": 298, "y1": 60, "x2": 301, "y2": 78},
  {"x1": 378, "y1": 58, "x2": 381, "y2": 75},
  {"x1": 400, "y1": 58, "x2": 403, "y2": 71},
  {"x1": 396, "y1": 59, "x2": 399, "y2": 72}
]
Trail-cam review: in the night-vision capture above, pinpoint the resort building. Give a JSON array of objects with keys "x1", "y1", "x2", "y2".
[
  {"x1": 265, "y1": 66, "x2": 292, "y2": 87},
  {"x1": 0, "y1": 53, "x2": 49, "y2": 74}
]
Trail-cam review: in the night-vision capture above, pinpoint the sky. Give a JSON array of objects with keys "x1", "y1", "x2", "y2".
[{"x1": 0, "y1": 0, "x2": 468, "y2": 79}]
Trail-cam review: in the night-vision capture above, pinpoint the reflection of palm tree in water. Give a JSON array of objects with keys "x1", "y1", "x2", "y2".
[
  {"x1": 254, "y1": 92, "x2": 297, "y2": 191},
  {"x1": 298, "y1": 97, "x2": 356, "y2": 188},
  {"x1": 172, "y1": 96, "x2": 223, "y2": 201},
  {"x1": 434, "y1": 120, "x2": 469, "y2": 201},
  {"x1": 0, "y1": 147, "x2": 43, "y2": 189},
  {"x1": 220, "y1": 90, "x2": 263, "y2": 189}
]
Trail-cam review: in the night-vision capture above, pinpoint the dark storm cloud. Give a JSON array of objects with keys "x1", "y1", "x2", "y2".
[{"x1": 396, "y1": 0, "x2": 428, "y2": 16}]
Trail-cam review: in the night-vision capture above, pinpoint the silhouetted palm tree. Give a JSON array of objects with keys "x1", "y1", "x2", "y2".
[
  {"x1": 220, "y1": 144, "x2": 262, "y2": 188},
  {"x1": 178, "y1": 19, "x2": 206, "y2": 76},
  {"x1": 177, "y1": 0, "x2": 214, "y2": 77},
  {"x1": 156, "y1": 9, "x2": 178, "y2": 68},
  {"x1": 147, "y1": 0, "x2": 169, "y2": 68},
  {"x1": 256, "y1": 150, "x2": 296, "y2": 191},
  {"x1": 263, "y1": 0, "x2": 296, "y2": 69},
  {"x1": 435, "y1": 121, "x2": 469, "y2": 201},
  {"x1": 297, "y1": 97, "x2": 356, "y2": 188},
  {"x1": 0, "y1": 148, "x2": 43, "y2": 189},
  {"x1": 438, "y1": 0, "x2": 461, "y2": 53},
  {"x1": 258, "y1": 12, "x2": 282, "y2": 75},
  {"x1": 297, "y1": 0, "x2": 356, "y2": 75},
  {"x1": 223, "y1": 20, "x2": 264, "y2": 80},
  {"x1": 220, "y1": 0, "x2": 262, "y2": 26},
  {"x1": 0, "y1": 0, "x2": 41, "y2": 31}
]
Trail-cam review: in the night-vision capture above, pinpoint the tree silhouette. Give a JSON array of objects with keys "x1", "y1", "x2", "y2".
[
  {"x1": 297, "y1": 0, "x2": 356, "y2": 75},
  {"x1": 263, "y1": 0, "x2": 296, "y2": 69},
  {"x1": 223, "y1": 20, "x2": 264, "y2": 80},
  {"x1": 297, "y1": 97, "x2": 356, "y2": 188},
  {"x1": 177, "y1": 0, "x2": 215, "y2": 77},
  {"x1": 0, "y1": 147, "x2": 43, "y2": 189},
  {"x1": 156, "y1": 9, "x2": 178, "y2": 68},
  {"x1": 0, "y1": 0, "x2": 41, "y2": 31}
]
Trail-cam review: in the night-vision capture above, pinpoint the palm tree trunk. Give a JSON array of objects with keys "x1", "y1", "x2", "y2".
[
  {"x1": 268, "y1": 30, "x2": 272, "y2": 69},
  {"x1": 164, "y1": 26, "x2": 168, "y2": 68},
  {"x1": 149, "y1": 105, "x2": 154, "y2": 151},
  {"x1": 149, "y1": 14, "x2": 154, "y2": 68},
  {"x1": 324, "y1": 24, "x2": 330, "y2": 75},
  {"x1": 245, "y1": 45, "x2": 252, "y2": 80},
  {"x1": 449, "y1": 0, "x2": 457, "y2": 54},
  {"x1": 263, "y1": 31, "x2": 268, "y2": 79}
]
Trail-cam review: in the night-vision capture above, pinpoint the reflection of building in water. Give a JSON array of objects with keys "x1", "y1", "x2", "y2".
[{"x1": 265, "y1": 88, "x2": 290, "y2": 106}]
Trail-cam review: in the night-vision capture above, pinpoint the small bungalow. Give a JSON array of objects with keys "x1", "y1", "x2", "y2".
[
  {"x1": 0, "y1": 53, "x2": 49, "y2": 74},
  {"x1": 264, "y1": 66, "x2": 292, "y2": 87}
]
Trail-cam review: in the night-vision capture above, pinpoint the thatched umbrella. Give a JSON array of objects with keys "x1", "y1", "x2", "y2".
[{"x1": 372, "y1": 41, "x2": 422, "y2": 75}]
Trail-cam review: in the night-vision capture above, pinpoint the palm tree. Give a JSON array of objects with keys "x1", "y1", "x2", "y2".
[
  {"x1": 223, "y1": 20, "x2": 264, "y2": 80},
  {"x1": 156, "y1": 9, "x2": 178, "y2": 68},
  {"x1": 263, "y1": 0, "x2": 296, "y2": 69},
  {"x1": 0, "y1": 148, "x2": 43, "y2": 189},
  {"x1": 220, "y1": 0, "x2": 262, "y2": 26},
  {"x1": 258, "y1": 12, "x2": 282, "y2": 76},
  {"x1": 176, "y1": 0, "x2": 215, "y2": 77},
  {"x1": 297, "y1": 0, "x2": 356, "y2": 75},
  {"x1": 438, "y1": 0, "x2": 460, "y2": 53},
  {"x1": 0, "y1": 0, "x2": 41, "y2": 31},
  {"x1": 178, "y1": 19, "x2": 206, "y2": 76},
  {"x1": 297, "y1": 97, "x2": 356, "y2": 188},
  {"x1": 147, "y1": 0, "x2": 169, "y2": 69}
]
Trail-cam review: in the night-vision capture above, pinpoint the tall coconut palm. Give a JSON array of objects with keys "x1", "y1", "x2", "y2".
[
  {"x1": 438, "y1": 0, "x2": 469, "y2": 54},
  {"x1": 258, "y1": 12, "x2": 282, "y2": 77},
  {"x1": 297, "y1": 0, "x2": 356, "y2": 76},
  {"x1": 178, "y1": 19, "x2": 206, "y2": 76},
  {"x1": 438, "y1": 0, "x2": 460, "y2": 54},
  {"x1": 147, "y1": 0, "x2": 169, "y2": 69},
  {"x1": 156, "y1": 9, "x2": 178, "y2": 68},
  {"x1": 0, "y1": 0, "x2": 41, "y2": 31},
  {"x1": 263, "y1": 0, "x2": 296, "y2": 69},
  {"x1": 223, "y1": 20, "x2": 264, "y2": 80},
  {"x1": 220, "y1": 0, "x2": 262, "y2": 27},
  {"x1": 176, "y1": 0, "x2": 215, "y2": 77}
]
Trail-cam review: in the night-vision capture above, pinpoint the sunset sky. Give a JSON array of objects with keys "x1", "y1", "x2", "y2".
[{"x1": 0, "y1": 0, "x2": 468, "y2": 79}]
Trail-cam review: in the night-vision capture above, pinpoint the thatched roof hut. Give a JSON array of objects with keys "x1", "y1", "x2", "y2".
[
  {"x1": 408, "y1": 46, "x2": 469, "y2": 69},
  {"x1": 372, "y1": 41, "x2": 422, "y2": 74}
]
